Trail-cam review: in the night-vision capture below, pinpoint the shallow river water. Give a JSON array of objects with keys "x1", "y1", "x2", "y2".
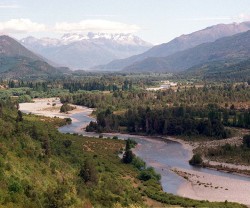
[{"x1": 58, "y1": 108, "x2": 250, "y2": 194}]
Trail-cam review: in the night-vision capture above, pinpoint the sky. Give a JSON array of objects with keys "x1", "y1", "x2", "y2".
[{"x1": 1, "y1": 0, "x2": 250, "y2": 44}]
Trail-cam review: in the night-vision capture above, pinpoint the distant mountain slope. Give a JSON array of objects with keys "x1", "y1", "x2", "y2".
[
  {"x1": 20, "y1": 33, "x2": 152, "y2": 70},
  {"x1": 123, "y1": 30, "x2": 250, "y2": 72},
  {"x1": 0, "y1": 35, "x2": 42, "y2": 60},
  {"x1": 0, "y1": 35, "x2": 69, "y2": 79},
  {"x1": 186, "y1": 59, "x2": 250, "y2": 81},
  {"x1": 96, "y1": 21, "x2": 250, "y2": 71}
]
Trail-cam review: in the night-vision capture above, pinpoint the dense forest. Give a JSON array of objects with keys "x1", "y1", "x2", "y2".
[{"x1": 58, "y1": 81, "x2": 250, "y2": 138}]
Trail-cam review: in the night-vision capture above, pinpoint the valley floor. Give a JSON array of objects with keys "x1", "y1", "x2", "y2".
[{"x1": 19, "y1": 98, "x2": 250, "y2": 206}]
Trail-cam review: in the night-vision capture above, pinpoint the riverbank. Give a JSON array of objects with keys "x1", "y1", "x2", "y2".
[
  {"x1": 19, "y1": 98, "x2": 93, "y2": 128},
  {"x1": 164, "y1": 134, "x2": 250, "y2": 174},
  {"x1": 173, "y1": 167, "x2": 250, "y2": 206},
  {"x1": 19, "y1": 98, "x2": 250, "y2": 206}
]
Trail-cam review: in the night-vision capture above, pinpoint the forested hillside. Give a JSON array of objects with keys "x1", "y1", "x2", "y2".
[{"x1": 0, "y1": 88, "x2": 244, "y2": 207}]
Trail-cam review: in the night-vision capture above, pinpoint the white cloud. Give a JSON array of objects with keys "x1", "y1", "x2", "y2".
[
  {"x1": 55, "y1": 19, "x2": 140, "y2": 33},
  {"x1": 233, "y1": 13, "x2": 250, "y2": 22},
  {"x1": 0, "y1": 3, "x2": 20, "y2": 9},
  {"x1": 0, "y1": 19, "x2": 46, "y2": 34}
]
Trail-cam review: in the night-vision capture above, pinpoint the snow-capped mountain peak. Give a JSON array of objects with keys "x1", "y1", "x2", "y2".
[
  {"x1": 20, "y1": 36, "x2": 60, "y2": 47},
  {"x1": 60, "y1": 32, "x2": 152, "y2": 46},
  {"x1": 21, "y1": 33, "x2": 152, "y2": 47},
  {"x1": 19, "y1": 33, "x2": 152, "y2": 70}
]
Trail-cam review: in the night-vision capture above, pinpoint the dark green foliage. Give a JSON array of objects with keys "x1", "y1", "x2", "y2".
[
  {"x1": 8, "y1": 179, "x2": 23, "y2": 193},
  {"x1": 122, "y1": 149, "x2": 134, "y2": 164},
  {"x1": 44, "y1": 185, "x2": 76, "y2": 208},
  {"x1": 189, "y1": 154, "x2": 203, "y2": 166},
  {"x1": 16, "y1": 110, "x2": 23, "y2": 122},
  {"x1": 90, "y1": 105, "x2": 231, "y2": 139},
  {"x1": 138, "y1": 167, "x2": 161, "y2": 181},
  {"x1": 243, "y1": 135, "x2": 250, "y2": 148},
  {"x1": 79, "y1": 159, "x2": 98, "y2": 185},
  {"x1": 204, "y1": 142, "x2": 250, "y2": 166},
  {"x1": 132, "y1": 157, "x2": 146, "y2": 170},
  {"x1": 64, "y1": 118, "x2": 72, "y2": 124},
  {"x1": 63, "y1": 140, "x2": 72, "y2": 148},
  {"x1": 122, "y1": 139, "x2": 135, "y2": 164},
  {"x1": 60, "y1": 103, "x2": 75, "y2": 113}
]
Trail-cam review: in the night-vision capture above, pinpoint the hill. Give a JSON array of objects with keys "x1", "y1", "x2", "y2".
[
  {"x1": 0, "y1": 35, "x2": 70, "y2": 79},
  {"x1": 95, "y1": 21, "x2": 250, "y2": 71},
  {"x1": 186, "y1": 59, "x2": 250, "y2": 81}
]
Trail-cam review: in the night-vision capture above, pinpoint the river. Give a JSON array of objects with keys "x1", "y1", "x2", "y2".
[
  {"x1": 57, "y1": 105, "x2": 250, "y2": 194},
  {"x1": 20, "y1": 99, "x2": 250, "y2": 204}
]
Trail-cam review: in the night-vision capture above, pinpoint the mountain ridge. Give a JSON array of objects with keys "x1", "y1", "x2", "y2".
[
  {"x1": 123, "y1": 30, "x2": 250, "y2": 72},
  {"x1": 0, "y1": 35, "x2": 69, "y2": 79},
  {"x1": 20, "y1": 33, "x2": 152, "y2": 70},
  {"x1": 95, "y1": 21, "x2": 250, "y2": 71}
]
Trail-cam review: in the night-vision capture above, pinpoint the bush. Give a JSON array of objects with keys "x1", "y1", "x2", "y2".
[
  {"x1": 112, "y1": 136, "x2": 118, "y2": 140},
  {"x1": 65, "y1": 118, "x2": 72, "y2": 124},
  {"x1": 138, "y1": 167, "x2": 161, "y2": 181},
  {"x1": 189, "y1": 154, "x2": 203, "y2": 166},
  {"x1": 63, "y1": 140, "x2": 72, "y2": 148},
  {"x1": 8, "y1": 180, "x2": 22, "y2": 193},
  {"x1": 60, "y1": 103, "x2": 75, "y2": 113},
  {"x1": 132, "y1": 157, "x2": 146, "y2": 170},
  {"x1": 79, "y1": 159, "x2": 98, "y2": 185},
  {"x1": 243, "y1": 135, "x2": 250, "y2": 148}
]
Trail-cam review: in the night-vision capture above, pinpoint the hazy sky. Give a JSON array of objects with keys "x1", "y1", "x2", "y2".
[{"x1": 1, "y1": 0, "x2": 250, "y2": 44}]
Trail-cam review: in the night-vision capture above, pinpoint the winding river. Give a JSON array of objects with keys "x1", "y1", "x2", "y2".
[
  {"x1": 20, "y1": 99, "x2": 250, "y2": 204},
  {"x1": 57, "y1": 106, "x2": 250, "y2": 194}
]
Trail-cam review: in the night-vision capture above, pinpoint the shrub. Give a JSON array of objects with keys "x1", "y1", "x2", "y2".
[
  {"x1": 122, "y1": 149, "x2": 134, "y2": 164},
  {"x1": 189, "y1": 154, "x2": 203, "y2": 166},
  {"x1": 112, "y1": 136, "x2": 118, "y2": 140},
  {"x1": 65, "y1": 118, "x2": 72, "y2": 124},
  {"x1": 243, "y1": 135, "x2": 250, "y2": 148},
  {"x1": 79, "y1": 159, "x2": 98, "y2": 185},
  {"x1": 132, "y1": 157, "x2": 146, "y2": 170},
  {"x1": 8, "y1": 180, "x2": 22, "y2": 193},
  {"x1": 63, "y1": 140, "x2": 72, "y2": 148},
  {"x1": 138, "y1": 167, "x2": 161, "y2": 181},
  {"x1": 60, "y1": 103, "x2": 75, "y2": 113}
]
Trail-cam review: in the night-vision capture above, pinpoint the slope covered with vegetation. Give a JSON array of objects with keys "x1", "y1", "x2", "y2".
[{"x1": 0, "y1": 96, "x2": 245, "y2": 207}]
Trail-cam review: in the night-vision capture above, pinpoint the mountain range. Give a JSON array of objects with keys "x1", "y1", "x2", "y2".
[
  {"x1": 96, "y1": 21, "x2": 250, "y2": 71},
  {"x1": 0, "y1": 35, "x2": 69, "y2": 79},
  {"x1": 20, "y1": 33, "x2": 152, "y2": 70},
  {"x1": 1, "y1": 21, "x2": 250, "y2": 79},
  {"x1": 123, "y1": 30, "x2": 250, "y2": 73}
]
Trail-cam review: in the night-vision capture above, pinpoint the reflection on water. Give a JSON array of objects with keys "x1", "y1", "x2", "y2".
[{"x1": 57, "y1": 110, "x2": 250, "y2": 194}]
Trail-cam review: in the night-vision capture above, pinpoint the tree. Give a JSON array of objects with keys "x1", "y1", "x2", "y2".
[
  {"x1": 122, "y1": 139, "x2": 135, "y2": 164},
  {"x1": 16, "y1": 110, "x2": 23, "y2": 122},
  {"x1": 0, "y1": 103, "x2": 3, "y2": 118},
  {"x1": 122, "y1": 149, "x2": 134, "y2": 164},
  {"x1": 79, "y1": 159, "x2": 98, "y2": 185},
  {"x1": 243, "y1": 135, "x2": 250, "y2": 148}
]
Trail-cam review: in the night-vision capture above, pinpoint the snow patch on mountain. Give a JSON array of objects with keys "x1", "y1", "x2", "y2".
[{"x1": 21, "y1": 33, "x2": 152, "y2": 47}]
